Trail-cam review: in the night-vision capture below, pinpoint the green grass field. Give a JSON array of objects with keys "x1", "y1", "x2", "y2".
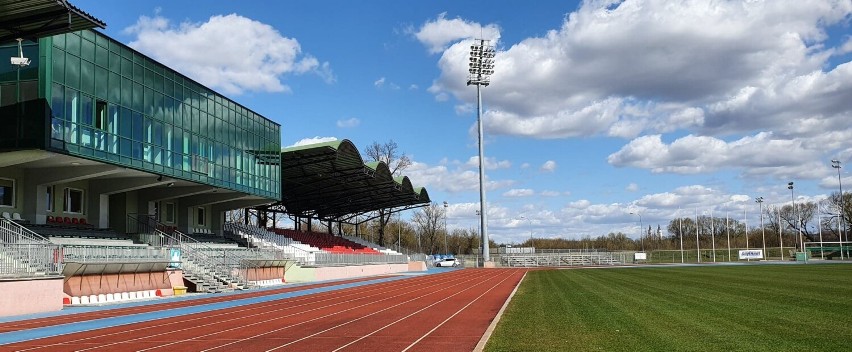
[{"x1": 485, "y1": 264, "x2": 852, "y2": 352}]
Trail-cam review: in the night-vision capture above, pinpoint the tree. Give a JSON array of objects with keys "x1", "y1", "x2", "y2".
[
  {"x1": 412, "y1": 202, "x2": 444, "y2": 254},
  {"x1": 362, "y1": 140, "x2": 412, "y2": 246},
  {"x1": 780, "y1": 201, "x2": 817, "y2": 241}
]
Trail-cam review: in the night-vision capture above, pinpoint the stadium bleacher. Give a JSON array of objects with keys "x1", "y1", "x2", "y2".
[{"x1": 270, "y1": 228, "x2": 381, "y2": 254}]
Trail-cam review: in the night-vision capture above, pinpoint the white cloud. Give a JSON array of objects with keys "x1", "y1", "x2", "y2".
[
  {"x1": 466, "y1": 156, "x2": 512, "y2": 170},
  {"x1": 606, "y1": 132, "x2": 837, "y2": 179},
  {"x1": 540, "y1": 190, "x2": 562, "y2": 197},
  {"x1": 626, "y1": 183, "x2": 639, "y2": 192},
  {"x1": 413, "y1": 12, "x2": 501, "y2": 54},
  {"x1": 415, "y1": 1, "x2": 852, "y2": 180},
  {"x1": 405, "y1": 160, "x2": 514, "y2": 193},
  {"x1": 540, "y1": 160, "x2": 557, "y2": 172},
  {"x1": 287, "y1": 136, "x2": 338, "y2": 148},
  {"x1": 374, "y1": 77, "x2": 386, "y2": 88},
  {"x1": 336, "y1": 117, "x2": 360, "y2": 128},
  {"x1": 125, "y1": 13, "x2": 332, "y2": 95},
  {"x1": 503, "y1": 188, "x2": 535, "y2": 197}
]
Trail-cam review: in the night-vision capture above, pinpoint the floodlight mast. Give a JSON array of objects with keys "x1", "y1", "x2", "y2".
[{"x1": 467, "y1": 39, "x2": 494, "y2": 264}]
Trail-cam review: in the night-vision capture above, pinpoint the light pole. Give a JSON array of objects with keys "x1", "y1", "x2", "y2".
[
  {"x1": 520, "y1": 216, "x2": 532, "y2": 249},
  {"x1": 630, "y1": 212, "x2": 644, "y2": 252},
  {"x1": 468, "y1": 39, "x2": 494, "y2": 264},
  {"x1": 832, "y1": 159, "x2": 844, "y2": 260},
  {"x1": 789, "y1": 182, "x2": 804, "y2": 254},
  {"x1": 443, "y1": 201, "x2": 449, "y2": 254},
  {"x1": 756, "y1": 197, "x2": 766, "y2": 259}
]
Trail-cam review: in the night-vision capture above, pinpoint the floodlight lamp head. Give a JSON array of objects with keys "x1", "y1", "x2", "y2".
[{"x1": 11, "y1": 57, "x2": 30, "y2": 67}]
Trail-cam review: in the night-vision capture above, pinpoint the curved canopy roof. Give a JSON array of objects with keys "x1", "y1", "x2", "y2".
[
  {"x1": 273, "y1": 139, "x2": 430, "y2": 220},
  {"x1": 0, "y1": 0, "x2": 106, "y2": 44}
]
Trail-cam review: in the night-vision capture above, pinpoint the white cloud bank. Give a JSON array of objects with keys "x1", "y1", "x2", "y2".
[
  {"x1": 413, "y1": 0, "x2": 852, "y2": 180},
  {"x1": 125, "y1": 12, "x2": 334, "y2": 95}
]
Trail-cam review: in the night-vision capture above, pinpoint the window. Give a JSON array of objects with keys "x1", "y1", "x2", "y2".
[
  {"x1": 164, "y1": 202, "x2": 175, "y2": 223},
  {"x1": 95, "y1": 101, "x2": 107, "y2": 130},
  {"x1": 63, "y1": 188, "x2": 83, "y2": 213},
  {"x1": 196, "y1": 207, "x2": 205, "y2": 226},
  {"x1": 46, "y1": 185, "x2": 54, "y2": 211},
  {"x1": 0, "y1": 178, "x2": 14, "y2": 207}
]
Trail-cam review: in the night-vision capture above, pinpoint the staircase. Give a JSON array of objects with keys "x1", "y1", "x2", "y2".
[
  {"x1": 128, "y1": 214, "x2": 246, "y2": 293},
  {"x1": 0, "y1": 219, "x2": 62, "y2": 278}
]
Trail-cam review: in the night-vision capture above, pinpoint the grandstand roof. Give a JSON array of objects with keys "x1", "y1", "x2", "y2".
[
  {"x1": 272, "y1": 139, "x2": 430, "y2": 220},
  {"x1": 0, "y1": 0, "x2": 106, "y2": 44}
]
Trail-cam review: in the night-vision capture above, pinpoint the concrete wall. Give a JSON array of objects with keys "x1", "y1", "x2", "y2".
[
  {"x1": 245, "y1": 267, "x2": 286, "y2": 282},
  {"x1": 63, "y1": 269, "x2": 183, "y2": 297},
  {"x1": 285, "y1": 263, "x2": 412, "y2": 283},
  {"x1": 0, "y1": 277, "x2": 64, "y2": 317}
]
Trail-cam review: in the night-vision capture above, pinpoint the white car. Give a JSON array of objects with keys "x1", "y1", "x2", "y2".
[{"x1": 435, "y1": 258, "x2": 459, "y2": 267}]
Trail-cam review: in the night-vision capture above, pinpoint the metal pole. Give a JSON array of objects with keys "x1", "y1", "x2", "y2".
[
  {"x1": 778, "y1": 203, "x2": 784, "y2": 260},
  {"x1": 711, "y1": 209, "x2": 716, "y2": 262},
  {"x1": 443, "y1": 201, "x2": 448, "y2": 254},
  {"x1": 476, "y1": 83, "x2": 489, "y2": 263},
  {"x1": 679, "y1": 211, "x2": 684, "y2": 263},
  {"x1": 695, "y1": 208, "x2": 700, "y2": 263},
  {"x1": 726, "y1": 208, "x2": 731, "y2": 261},
  {"x1": 832, "y1": 160, "x2": 844, "y2": 260}
]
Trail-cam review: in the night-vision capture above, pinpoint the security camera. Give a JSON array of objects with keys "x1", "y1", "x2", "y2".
[{"x1": 11, "y1": 57, "x2": 30, "y2": 66}]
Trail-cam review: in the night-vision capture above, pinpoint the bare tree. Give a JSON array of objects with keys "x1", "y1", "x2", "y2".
[
  {"x1": 362, "y1": 140, "x2": 412, "y2": 246},
  {"x1": 412, "y1": 202, "x2": 444, "y2": 254},
  {"x1": 780, "y1": 201, "x2": 817, "y2": 241}
]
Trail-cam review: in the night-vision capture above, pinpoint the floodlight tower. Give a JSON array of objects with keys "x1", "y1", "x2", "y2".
[{"x1": 468, "y1": 39, "x2": 495, "y2": 264}]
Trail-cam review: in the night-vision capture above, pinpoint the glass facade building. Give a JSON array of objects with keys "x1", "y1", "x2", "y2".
[{"x1": 1, "y1": 30, "x2": 280, "y2": 200}]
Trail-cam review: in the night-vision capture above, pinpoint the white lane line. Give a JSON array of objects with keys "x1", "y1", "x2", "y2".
[
  {"x1": 402, "y1": 269, "x2": 522, "y2": 352},
  {"x1": 267, "y1": 269, "x2": 509, "y2": 352},
  {"x1": 334, "y1": 269, "x2": 516, "y2": 352}
]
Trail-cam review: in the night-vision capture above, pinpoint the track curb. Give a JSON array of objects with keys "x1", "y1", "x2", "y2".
[{"x1": 473, "y1": 270, "x2": 527, "y2": 352}]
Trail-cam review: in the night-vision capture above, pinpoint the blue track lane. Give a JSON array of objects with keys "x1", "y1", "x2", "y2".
[{"x1": 0, "y1": 275, "x2": 416, "y2": 346}]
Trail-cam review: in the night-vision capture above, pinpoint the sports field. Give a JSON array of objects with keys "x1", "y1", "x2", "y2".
[{"x1": 485, "y1": 264, "x2": 852, "y2": 352}]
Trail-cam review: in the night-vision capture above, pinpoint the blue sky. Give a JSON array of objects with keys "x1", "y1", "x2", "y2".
[{"x1": 73, "y1": 0, "x2": 852, "y2": 244}]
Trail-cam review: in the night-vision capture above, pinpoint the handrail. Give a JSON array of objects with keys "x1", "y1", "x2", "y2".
[
  {"x1": 0, "y1": 218, "x2": 51, "y2": 244},
  {"x1": 224, "y1": 223, "x2": 311, "y2": 264},
  {"x1": 127, "y1": 214, "x2": 247, "y2": 289}
]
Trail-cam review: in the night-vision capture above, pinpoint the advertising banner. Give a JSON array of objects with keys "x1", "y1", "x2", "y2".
[{"x1": 738, "y1": 249, "x2": 763, "y2": 260}]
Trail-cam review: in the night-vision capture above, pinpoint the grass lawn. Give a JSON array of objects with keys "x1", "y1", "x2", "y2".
[{"x1": 485, "y1": 264, "x2": 852, "y2": 352}]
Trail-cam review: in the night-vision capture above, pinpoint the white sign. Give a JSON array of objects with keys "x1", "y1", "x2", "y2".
[
  {"x1": 634, "y1": 252, "x2": 647, "y2": 260},
  {"x1": 739, "y1": 249, "x2": 763, "y2": 260}
]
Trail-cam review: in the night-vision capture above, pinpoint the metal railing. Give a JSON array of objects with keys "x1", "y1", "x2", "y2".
[
  {"x1": 0, "y1": 243, "x2": 63, "y2": 278},
  {"x1": 225, "y1": 223, "x2": 410, "y2": 266},
  {"x1": 128, "y1": 214, "x2": 250, "y2": 291},
  {"x1": 62, "y1": 245, "x2": 170, "y2": 262},
  {"x1": 1, "y1": 218, "x2": 50, "y2": 244},
  {"x1": 0, "y1": 219, "x2": 61, "y2": 278}
]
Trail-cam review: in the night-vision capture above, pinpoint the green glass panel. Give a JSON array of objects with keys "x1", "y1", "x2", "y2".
[
  {"x1": 95, "y1": 66, "x2": 108, "y2": 99},
  {"x1": 81, "y1": 38, "x2": 94, "y2": 63},
  {"x1": 143, "y1": 88, "x2": 153, "y2": 116},
  {"x1": 53, "y1": 33, "x2": 66, "y2": 49},
  {"x1": 133, "y1": 64, "x2": 143, "y2": 83},
  {"x1": 108, "y1": 72, "x2": 120, "y2": 103},
  {"x1": 144, "y1": 68, "x2": 153, "y2": 88},
  {"x1": 109, "y1": 52, "x2": 119, "y2": 72},
  {"x1": 80, "y1": 60, "x2": 94, "y2": 95},
  {"x1": 52, "y1": 50, "x2": 65, "y2": 85},
  {"x1": 95, "y1": 34, "x2": 108, "y2": 48},
  {"x1": 65, "y1": 55, "x2": 80, "y2": 89},
  {"x1": 154, "y1": 92, "x2": 164, "y2": 120},
  {"x1": 132, "y1": 82, "x2": 143, "y2": 112},
  {"x1": 81, "y1": 30, "x2": 96, "y2": 42},
  {"x1": 51, "y1": 83, "x2": 64, "y2": 120},
  {"x1": 163, "y1": 78, "x2": 173, "y2": 97},
  {"x1": 95, "y1": 45, "x2": 108, "y2": 68},
  {"x1": 121, "y1": 57, "x2": 132, "y2": 77},
  {"x1": 120, "y1": 77, "x2": 131, "y2": 107},
  {"x1": 66, "y1": 33, "x2": 80, "y2": 56}
]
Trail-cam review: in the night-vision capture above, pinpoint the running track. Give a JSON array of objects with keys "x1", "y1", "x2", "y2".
[{"x1": 0, "y1": 268, "x2": 526, "y2": 352}]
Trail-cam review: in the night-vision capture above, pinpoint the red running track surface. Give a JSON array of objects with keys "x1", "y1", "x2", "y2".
[{"x1": 0, "y1": 268, "x2": 526, "y2": 352}]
